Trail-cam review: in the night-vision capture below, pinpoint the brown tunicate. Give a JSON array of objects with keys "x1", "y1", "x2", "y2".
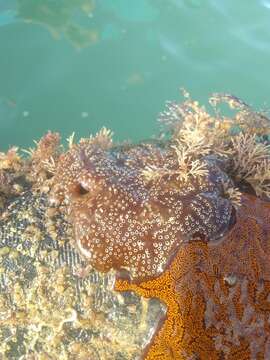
[{"x1": 51, "y1": 141, "x2": 233, "y2": 282}]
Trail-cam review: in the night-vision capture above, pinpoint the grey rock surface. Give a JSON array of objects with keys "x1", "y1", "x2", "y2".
[{"x1": 0, "y1": 191, "x2": 165, "y2": 359}]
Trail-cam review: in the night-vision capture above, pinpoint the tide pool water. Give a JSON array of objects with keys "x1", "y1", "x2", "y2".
[{"x1": 0, "y1": 0, "x2": 270, "y2": 150}]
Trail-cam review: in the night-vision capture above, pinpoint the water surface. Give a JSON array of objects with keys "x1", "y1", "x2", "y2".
[{"x1": 0, "y1": 0, "x2": 270, "y2": 150}]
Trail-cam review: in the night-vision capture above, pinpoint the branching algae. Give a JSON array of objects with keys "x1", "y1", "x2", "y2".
[{"x1": 1, "y1": 92, "x2": 270, "y2": 359}]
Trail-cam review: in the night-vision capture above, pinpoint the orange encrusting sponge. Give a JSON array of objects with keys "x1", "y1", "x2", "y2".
[{"x1": 115, "y1": 194, "x2": 270, "y2": 359}]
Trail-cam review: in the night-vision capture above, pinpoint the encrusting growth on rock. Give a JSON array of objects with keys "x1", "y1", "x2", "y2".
[
  {"x1": 50, "y1": 131, "x2": 234, "y2": 282},
  {"x1": 0, "y1": 131, "x2": 62, "y2": 213},
  {"x1": 48, "y1": 92, "x2": 270, "y2": 358},
  {"x1": 1, "y1": 91, "x2": 270, "y2": 359},
  {"x1": 0, "y1": 147, "x2": 26, "y2": 210},
  {"x1": 159, "y1": 91, "x2": 270, "y2": 200},
  {"x1": 231, "y1": 132, "x2": 270, "y2": 198},
  {"x1": 23, "y1": 131, "x2": 62, "y2": 189},
  {"x1": 115, "y1": 194, "x2": 270, "y2": 359}
]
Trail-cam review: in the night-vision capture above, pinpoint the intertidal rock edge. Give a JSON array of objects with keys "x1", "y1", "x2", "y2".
[{"x1": 1, "y1": 92, "x2": 270, "y2": 359}]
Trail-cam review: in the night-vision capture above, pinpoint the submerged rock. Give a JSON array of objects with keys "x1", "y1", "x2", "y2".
[
  {"x1": 0, "y1": 191, "x2": 164, "y2": 359},
  {"x1": 1, "y1": 92, "x2": 270, "y2": 359}
]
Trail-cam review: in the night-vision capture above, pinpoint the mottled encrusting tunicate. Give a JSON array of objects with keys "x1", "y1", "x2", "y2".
[
  {"x1": 2, "y1": 92, "x2": 270, "y2": 359},
  {"x1": 51, "y1": 137, "x2": 234, "y2": 282}
]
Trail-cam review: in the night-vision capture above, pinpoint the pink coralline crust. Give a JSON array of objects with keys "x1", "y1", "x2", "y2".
[{"x1": 51, "y1": 141, "x2": 234, "y2": 282}]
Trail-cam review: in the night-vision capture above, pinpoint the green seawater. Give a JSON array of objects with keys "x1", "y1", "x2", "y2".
[{"x1": 0, "y1": 0, "x2": 270, "y2": 150}]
